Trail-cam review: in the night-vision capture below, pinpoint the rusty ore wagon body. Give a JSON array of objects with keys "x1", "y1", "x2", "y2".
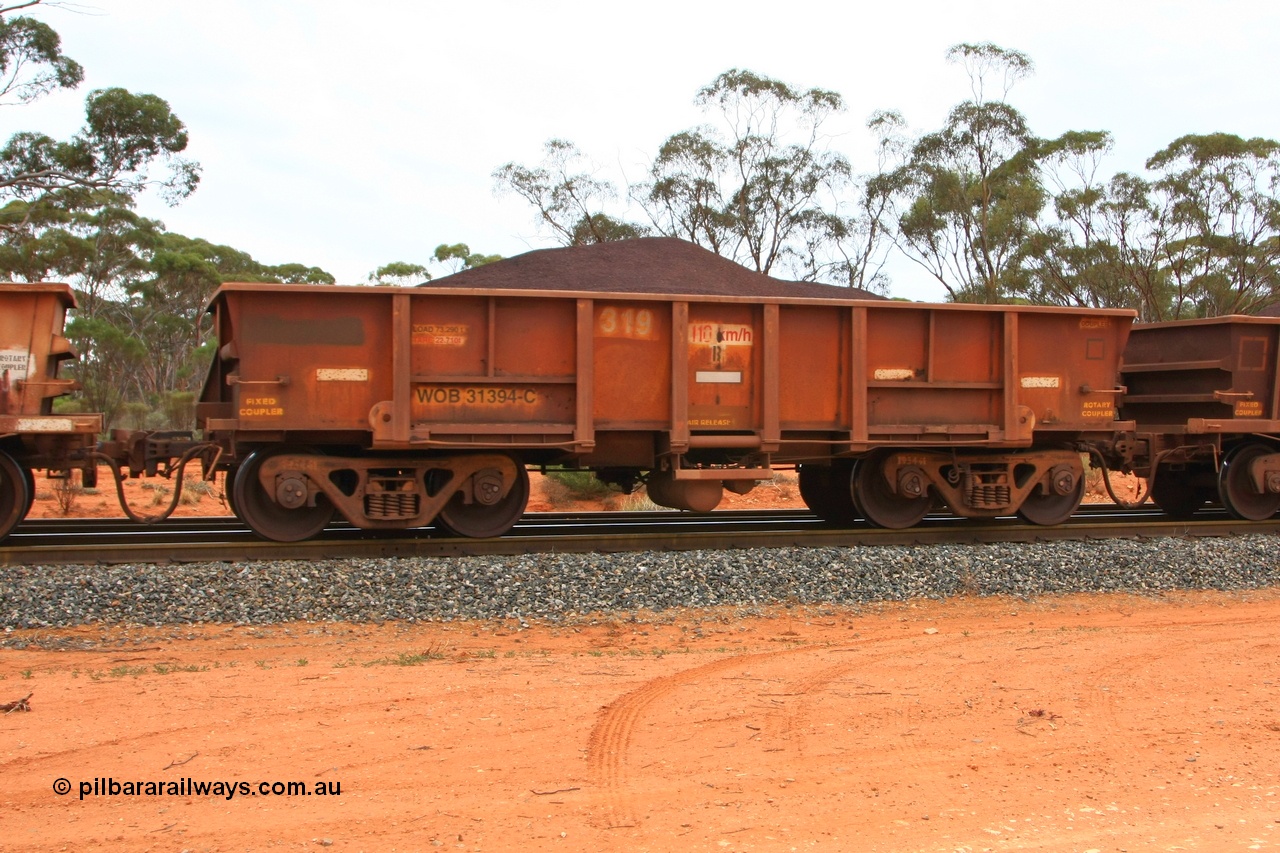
[
  {"x1": 1122, "y1": 315, "x2": 1280, "y2": 520},
  {"x1": 0, "y1": 283, "x2": 103, "y2": 538},
  {"x1": 197, "y1": 281, "x2": 1134, "y2": 540}
]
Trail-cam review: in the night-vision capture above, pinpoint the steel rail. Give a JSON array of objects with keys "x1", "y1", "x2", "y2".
[{"x1": 2, "y1": 506, "x2": 1277, "y2": 567}]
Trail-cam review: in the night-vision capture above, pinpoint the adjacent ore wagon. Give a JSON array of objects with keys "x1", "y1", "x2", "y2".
[
  {"x1": 197, "y1": 242, "x2": 1134, "y2": 541},
  {"x1": 1121, "y1": 314, "x2": 1280, "y2": 520},
  {"x1": 0, "y1": 283, "x2": 103, "y2": 538}
]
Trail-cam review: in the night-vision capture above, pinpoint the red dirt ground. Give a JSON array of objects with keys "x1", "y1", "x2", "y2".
[
  {"x1": 11, "y1": 468, "x2": 1264, "y2": 852},
  {"x1": 3, "y1": 592, "x2": 1279, "y2": 851}
]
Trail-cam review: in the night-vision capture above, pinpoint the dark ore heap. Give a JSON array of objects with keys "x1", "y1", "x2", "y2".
[{"x1": 422, "y1": 237, "x2": 883, "y2": 300}]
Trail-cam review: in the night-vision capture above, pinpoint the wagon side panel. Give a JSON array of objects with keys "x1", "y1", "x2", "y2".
[
  {"x1": 859, "y1": 304, "x2": 1010, "y2": 444},
  {"x1": 776, "y1": 304, "x2": 845, "y2": 431},
  {"x1": 407, "y1": 293, "x2": 580, "y2": 446}
]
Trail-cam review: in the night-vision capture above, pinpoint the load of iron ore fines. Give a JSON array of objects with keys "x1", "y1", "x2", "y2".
[
  {"x1": 423, "y1": 237, "x2": 883, "y2": 300},
  {"x1": 3, "y1": 536, "x2": 1279, "y2": 637}
]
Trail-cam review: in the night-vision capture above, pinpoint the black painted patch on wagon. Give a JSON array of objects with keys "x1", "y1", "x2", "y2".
[{"x1": 241, "y1": 314, "x2": 365, "y2": 346}]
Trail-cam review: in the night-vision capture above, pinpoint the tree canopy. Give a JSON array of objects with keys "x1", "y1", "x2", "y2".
[
  {"x1": 7, "y1": 10, "x2": 1280, "y2": 429},
  {"x1": 496, "y1": 70, "x2": 891, "y2": 291},
  {"x1": 0, "y1": 11, "x2": 198, "y2": 206},
  {"x1": 493, "y1": 50, "x2": 1280, "y2": 316},
  {"x1": 0, "y1": 2, "x2": 341, "y2": 430}
]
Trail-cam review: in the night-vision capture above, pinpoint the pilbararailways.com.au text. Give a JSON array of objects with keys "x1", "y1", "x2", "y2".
[{"x1": 55, "y1": 777, "x2": 342, "y2": 801}]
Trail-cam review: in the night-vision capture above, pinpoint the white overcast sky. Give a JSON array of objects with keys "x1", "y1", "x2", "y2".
[{"x1": 15, "y1": 0, "x2": 1280, "y2": 300}]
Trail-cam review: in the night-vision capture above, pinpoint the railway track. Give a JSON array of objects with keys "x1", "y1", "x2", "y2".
[{"x1": 3, "y1": 505, "x2": 1277, "y2": 567}]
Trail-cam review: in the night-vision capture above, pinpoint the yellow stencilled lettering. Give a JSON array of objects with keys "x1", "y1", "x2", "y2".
[
  {"x1": 895, "y1": 455, "x2": 928, "y2": 467},
  {"x1": 688, "y1": 418, "x2": 732, "y2": 427},
  {"x1": 239, "y1": 395, "x2": 284, "y2": 416},
  {"x1": 1080, "y1": 404, "x2": 1115, "y2": 419},
  {"x1": 412, "y1": 324, "x2": 468, "y2": 346},
  {"x1": 415, "y1": 386, "x2": 538, "y2": 406},
  {"x1": 1079, "y1": 317, "x2": 1112, "y2": 329},
  {"x1": 598, "y1": 307, "x2": 655, "y2": 340},
  {"x1": 1082, "y1": 401, "x2": 1110, "y2": 409},
  {"x1": 1235, "y1": 400, "x2": 1264, "y2": 417}
]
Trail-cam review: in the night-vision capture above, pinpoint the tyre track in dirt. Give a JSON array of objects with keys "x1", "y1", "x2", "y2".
[
  {"x1": 586, "y1": 645, "x2": 820, "y2": 828},
  {"x1": 584, "y1": 633, "x2": 990, "y2": 830},
  {"x1": 7, "y1": 594, "x2": 1280, "y2": 852},
  {"x1": 583, "y1": 614, "x2": 1269, "y2": 843}
]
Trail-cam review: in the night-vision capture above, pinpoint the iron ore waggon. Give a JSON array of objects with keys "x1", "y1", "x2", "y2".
[
  {"x1": 19, "y1": 240, "x2": 1280, "y2": 546},
  {"x1": 1121, "y1": 314, "x2": 1280, "y2": 520},
  {"x1": 0, "y1": 283, "x2": 103, "y2": 539},
  {"x1": 195, "y1": 242, "x2": 1135, "y2": 541}
]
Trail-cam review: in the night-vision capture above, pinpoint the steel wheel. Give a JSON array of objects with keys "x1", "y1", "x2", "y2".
[
  {"x1": 0, "y1": 450, "x2": 31, "y2": 541},
  {"x1": 798, "y1": 462, "x2": 859, "y2": 525},
  {"x1": 222, "y1": 468, "x2": 243, "y2": 521},
  {"x1": 1016, "y1": 473, "x2": 1085, "y2": 526},
  {"x1": 233, "y1": 449, "x2": 334, "y2": 542},
  {"x1": 1219, "y1": 443, "x2": 1280, "y2": 521},
  {"x1": 854, "y1": 452, "x2": 932, "y2": 529},
  {"x1": 1149, "y1": 466, "x2": 1209, "y2": 520},
  {"x1": 436, "y1": 462, "x2": 530, "y2": 539},
  {"x1": 23, "y1": 466, "x2": 35, "y2": 515}
]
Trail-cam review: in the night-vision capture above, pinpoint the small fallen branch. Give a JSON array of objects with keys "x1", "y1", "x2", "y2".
[
  {"x1": 2, "y1": 692, "x2": 33, "y2": 713},
  {"x1": 162, "y1": 752, "x2": 198, "y2": 770}
]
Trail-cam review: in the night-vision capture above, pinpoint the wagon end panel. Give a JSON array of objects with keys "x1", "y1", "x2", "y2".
[
  {"x1": 0, "y1": 283, "x2": 80, "y2": 418},
  {"x1": 1017, "y1": 310, "x2": 1132, "y2": 435},
  {"x1": 1122, "y1": 317, "x2": 1280, "y2": 432},
  {"x1": 202, "y1": 286, "x2": 395, "y2": 438},
  {"x1": 0, "y1": 283, "x2": 101, "y2": 544}
]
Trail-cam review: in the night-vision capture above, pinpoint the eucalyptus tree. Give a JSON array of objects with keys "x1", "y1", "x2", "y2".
[
  {"x1": 0, "y1": 4, "x2": 198, "y2": 209},
  {"x1": 636, "y1": 69, "x2": 879, "y2": 286},
  {"x1": 368, "y1": 261, "x2": 429, "y2": 286},
  {"x1": 878, "y1": 43, "x2": 1044, "y2": 303},
  {"x1": 59, "y1": 192, "x2": 163, "y2": 315},
  {"x1": 0, "y1": 3, "x2": 81, "y2": 106},
  {"x1": 63, "y1": 306, "x2": 146, "y2": 428},
  {"x1": 260, "y1": 262, "x2": 335, "y2": 284},
  {"x1": 1017, "y1": 130, "x2": 1141, "y2": 310},
  {"x1": 493, "y1": 139, "x2": 644, "y2": 246},
  {"x1": 0, "y1": 191, "x2": 73, "y2": 281},
  {"x1": 1144, "y1": 133, "x2": 1280, "y2": 317},
  {"x1": 1020, "y1": 134, "x2": 1184, "y2": 322},
  {"x1": 1, "y1": 0, "x2": 203, "y2": 425},
  {"x1": 432, "y1": 243, "x2": 501, "y2": 274},
  {"x1": 128, "y1": 234, "x2": 223, "y2": 401},
  {"x1": 369, "y1": 244, "x2": 503, "y2": 286}
]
